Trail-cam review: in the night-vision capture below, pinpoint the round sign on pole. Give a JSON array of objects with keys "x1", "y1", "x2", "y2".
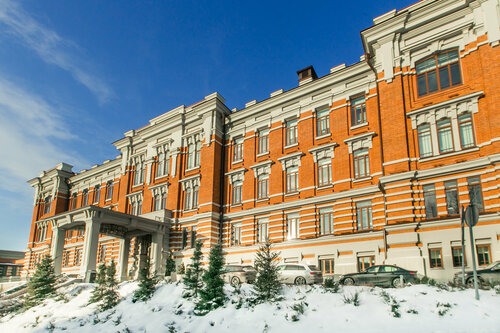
[{"x1": 465, "y1": 205, "x2": 479, "y2": 227}]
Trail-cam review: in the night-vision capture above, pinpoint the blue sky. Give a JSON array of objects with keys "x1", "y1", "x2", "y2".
[{"x1": 0, "y1": 0, "x2": 412, "y2": 251}]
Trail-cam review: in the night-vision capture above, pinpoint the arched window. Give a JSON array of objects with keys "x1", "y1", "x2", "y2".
[
  {"x1": 437, "y1": 118, "x2": 454, "y2": 153},
  {"x1": 417, "y1": 123, "x2": 433, "y2": 157},
  {"x1": 416, "y1": 49, "x2": 462, "y2": 96}
]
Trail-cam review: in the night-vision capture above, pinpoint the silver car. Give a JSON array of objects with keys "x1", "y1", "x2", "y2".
[
  {"x1": 277, "y1": 263, "x2": 323, "y2": 285},
  {"x1": 222, "y1": 265, "x2": 257, "y2": 286}
]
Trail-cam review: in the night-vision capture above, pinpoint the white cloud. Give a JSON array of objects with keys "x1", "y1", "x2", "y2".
[
  {"x1": 0, "y1": 0, "x2": 114, "y2": 104},
  {"x1": 0, "y1": 77, "x2": 88, "y2": 192}
]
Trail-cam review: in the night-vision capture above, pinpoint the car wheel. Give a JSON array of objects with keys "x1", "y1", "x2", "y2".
[
  {"x1": 230, "y1": 276, "x2": 241, "y2": 287},
  {"x1": 294, "y1": 276, "x2": 306, "y2": 285},
  {"x1": 392, "y1": 276, "x2": 404, "y2": 288},
  {"x1": 343, "y1": 277, "x2": 355, "y2": 286},
  {"x1": 466, "y1": 276, "x2": 484, "y2": 288}
]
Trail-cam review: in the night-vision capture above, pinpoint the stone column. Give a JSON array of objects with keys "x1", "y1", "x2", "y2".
[
  {"x1": 118, "y1": 237, "x2": 131, "y2": 282},
  {"x1": 150, "y1": 232, "x2": 164, "y2": 276},
  {"x1": 50, "y1": 226, "x2": 66, "y2": 275},
  {"x1": 80, "y1": 219, "x2": 101, "y2": 282}
]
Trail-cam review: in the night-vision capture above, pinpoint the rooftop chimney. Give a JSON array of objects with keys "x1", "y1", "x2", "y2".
[{"x1": 297, "y1": 65, "x2": 318, "y2": 85}]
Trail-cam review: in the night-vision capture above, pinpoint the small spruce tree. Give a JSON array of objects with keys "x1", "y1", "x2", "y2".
[
  {"x1": 88, "y1": 263, "x2": 107, "y2": 304},
  {"x1": 183, "y1": 240, "x2": 204, "y2": 298},
  {"x1": 196, "y1": 243, "x2": 225, "y2": 313},
  {"x1": 132, "y1": 257, "x2": 157, "y2": 302},
  {"x1": 253, "y1": 241, "x2": 282, "y2": 302},
  {"x1": 177, "y1": 262, "x2": 185, "y2": 275},
  {"x1": 100, "y1": 260, "x2": 119, "y2": 311},
  {"x1": 26, "y1": 255, "x2": 57, "y2": 306},
  {"x1": 165, "y1": 251, "x2": 176, "y2": 277}
]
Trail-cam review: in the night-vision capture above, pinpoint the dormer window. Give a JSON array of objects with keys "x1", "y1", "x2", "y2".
[{"x1": 416, "y1": 49, "x2": 462, "y2": 97}]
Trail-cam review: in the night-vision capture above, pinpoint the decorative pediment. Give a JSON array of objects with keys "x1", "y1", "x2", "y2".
[
  {"x1": 126, "y1": 191, "x2": 143, "y2": 203},
  {"x1": 407, "y1": 91, "x2": 482, "y2": 129},
  {"x1": 250, "y1": 161, "x2": 273, "y2": 178},
  {"x1": 149, "y1": 183, "x2": 169, "y2": 196},
  {"x1": 344, "y1": 132, "x2": 376, "y2": 154},
  {"x1": 309, "y1": 143, "x2": 337, "y2": 162},
  {"x1": 277, "y1": 152, "x2": 304, "y2": 171},
  {"x1": 226, "y1": 168, "x2": 246, "y2": 185},
  {"x1": 179, "y1": 175, "x2": 201, "y2": 190}
]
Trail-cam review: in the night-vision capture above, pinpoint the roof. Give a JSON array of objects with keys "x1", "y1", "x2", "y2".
[{"x1": 0, "y1": 250, "x2": 25, "y2": 260}]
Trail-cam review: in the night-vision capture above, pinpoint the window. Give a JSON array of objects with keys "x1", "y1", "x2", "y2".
[
  {"x1": 316, "y1": 108, "x2": 330, "y2": 136},
  {"x1": 187, "y1": 141, "x2": 201, "y2": 169},
  {"x1": 161, "y1": 192, "x2": 167, "y2": 210},
  {"x1": 105, "y1": 181, "x2": 114, "y2": 201},
  {"x1": 62, "y1": 251, "x2": 70, "y2": 267},
  {"x1": 417, "y1": 124, "x2": 433, "y2": 158},
  {"x1": 319, "y1": 208, "x2": 333, "y2": 235},
  {"x1": 0, "y1": 266, "x2": 6, "y2": 277},
  {"x1": 451, "y1": 246, "x2": 466, "y2": 267},
  {"x1": 233, "y1": 137, "x2": 243, "y2": 162},
  {"x1": 182, "y1": 229, "x2": 188, "y2": 249},
  {"x1": 184, "y1": 186, "x2": 199, "y2": 210},
  {"x1": 257, "y1": 219, "x2": 269, "y2": 243},
  {"x1": 93, "y1": 185, "x2": 101, "y2": 204},
  {"x1": 416, "y1": 49, "x2": 462, "y2": 97},
  {"x1": 257, "y1": 129, "x2": 269, "y2": 155},
  {"x1": 287, "y1": 214, "x2": 299, "y2": 240},
  {"x1": 190, "y1": 229, "x2": 196, "y2": 248},
  {"x1": 467, "y1": 177, "x2": 483, "y2": 211},
  {"x1": 317, "y1": 159, "x2": 332, "y2": 187},
  {"x1": 350, "y1": 96, "x2": 366, "y2": 126},
  {"x1": 74, "y1": 248, "x2": 81, "y2": 266},
  {"x1": 319, "y1": 259, "x2": 334, "y2": 275},
  {"x1": 285, "y1": 166, "x2": 299, "y2": 193},
  {"x1": 353, "y1": 148, "x2": 369, "y2": 179},
  {"x1": 437, "y1": 118, "x2": 454, "y2": 153},
  {"x1": 476, "y1": 245, "x2": 491, "y2": 266},
  {"x1": 130, "y1": 201, "x2": 137, "y2": 215},
  {"x1": 458, "y1": 113, "x2": 474, "y2": 149},
  {"x1": 98, "y1": 245, "x2": 106, "y2": 263},
  {"x1": 153, "y1": 194, "x2": 161, "y2": 211},
  {"x1": 82, "y1": 189, "x2": 88, "y2": 207},
  {"x1": 65, "y1": 230, "x2": 73, "y2": 240},
  {"x1": 444, "y1": 180, "x2": 459, "y2": 215},
  {"x1": 356, "y1": 201, "x2": 373, "y2": 230},
  {"x1": 35, "y1": 223, "x2": 47, "y2": 242},
  {"x1": 133, "y1": 162, "x2": 145, "y2": 186},
  {"x1": 156, "y1": 153, "x2": 169, "y2": 178},
  {"x1": 231, "y1": 224, "x2": 242, "y2": 245},
  {"x1": 257, "y1": 174, "x2": 269, "y2": 199},
  {"x1": 43, "y1": 196, "x2": 51, "y2": 215},
  {"x1": 357, "y1": 256, "x2": 375, "y2": 272},
  {"x1": 70, "y1": 193, "x2": 77, "y2": 210},
  {"x1": 285, "y1": 119, "x2": 298, "y2": 146},
  {"x1": 423, "y1": 185, "x2": 438, "y2": 218},
  {"x1": 232, "y1": 181, "x2": 242, "y2": 205},
  {"x1": 184, "y1": 188, "x2": 192, "y2": 210},
  {"x1": 429, "y1": 248, "x2": 443, "y2": 268}
]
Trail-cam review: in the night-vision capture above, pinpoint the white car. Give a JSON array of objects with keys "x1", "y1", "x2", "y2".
[{"x1": 276, "y1": 263, "x2": 323, "y2": 285}]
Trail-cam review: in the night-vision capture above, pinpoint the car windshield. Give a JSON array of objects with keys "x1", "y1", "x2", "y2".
[
  {"x1": 308, "y1": 265, "x2": 320, "y2": 271},
  {"x1": 484, "y1": 261, "x2": 500, "y2": 270},
  {"x1": 242, "y1": 266, "x2": 255, "y2": 271}
]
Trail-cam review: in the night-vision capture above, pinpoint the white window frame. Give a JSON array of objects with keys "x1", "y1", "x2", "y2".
[{"x1": 287, "y1": 214, "x2": 300, "y2": 240}]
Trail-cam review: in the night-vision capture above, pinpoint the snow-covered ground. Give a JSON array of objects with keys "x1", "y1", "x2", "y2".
[{"x1": 1, "y1": 281, "x2": 499, "y2": 333}]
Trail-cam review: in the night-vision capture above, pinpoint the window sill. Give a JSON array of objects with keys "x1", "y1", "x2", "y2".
[
  {"x1": 315, "y1": 133, "x2": 331, "y2": 140},
  {"x1": 353, "y1": 176, "x2": 372, "y2": 183},
  {"x1": 183, "y1": 209, "x2": 198, "y2": 213},
  {"x1": 317, "y1": 184, "x2": 333, "y2": 190},
  {"x1": 256, "y1": 198, "x2": 269, "y2": 203},
  {"x1": 418, "y1": 147, "x2": 479, "y2": 162},
  {"x1": 232, "y1": 159, "x2": 243, "y2": 165},
  {"x1": 350, "y1": 122, "x2": 368, "y2": 130},
  {"x1": 131, "y1": 183, "x2": 143, "y2": 188},
  {"x1": 284, "y1": 143, "x2": 299, "y2": 149},
  {"x1": 284, "y1": 192, "x2": 299, "y2": 197},
  {"x1": 155, "y1": 174, "x2": 169, "y2": 180},
  {"x1": 256, "y1": 152, "x2": 269, "y2": 158},
  {"x1": 185, "y1": 166, "x2": 200, "y2": 173},
  {"x1": 231, "y1": 203, "x2": 242, "y2": 208}
]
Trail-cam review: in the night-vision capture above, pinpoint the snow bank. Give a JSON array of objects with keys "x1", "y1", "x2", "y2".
[{"x1": 1, "y1": 281, "x2": 499, "y2": 333}]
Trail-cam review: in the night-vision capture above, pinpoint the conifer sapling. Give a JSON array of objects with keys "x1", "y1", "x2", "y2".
[
  {"x1": 132, "y1": 256, "x2": 157, "y2": 302},
  {"x1": 183, "y1": 240, "x2": 204, "y2": 298},
  {"x1": 196, "y1": 243, "x2": 225, "y2": 313},
  {"x1": 254, "y1": 240, "x2": 282, "y2": 302},
  {"x1": 26, "y1": 255, "x2": 57, "y2": 306}
]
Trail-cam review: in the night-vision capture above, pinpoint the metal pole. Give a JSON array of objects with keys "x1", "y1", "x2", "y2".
[
  {"x1": 460, "y1": 206, "x2": 465, "y2": 285},
  {"x1": 468, "y1": 213, "x2": 480, "y2": 301}
]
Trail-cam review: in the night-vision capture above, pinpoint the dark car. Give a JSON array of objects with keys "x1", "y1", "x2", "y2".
[
  {"x1": 339, "y1": 265, "x2": 417, "y2": 287},
  {"x1": 222, "y1": 265, "x2": 257, "y2": 286},
  {"x1": 454, "y1": 261, "x2": 500, "y2": 286}
]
